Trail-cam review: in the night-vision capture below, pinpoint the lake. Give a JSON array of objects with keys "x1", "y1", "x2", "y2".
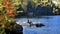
[{"x1": 15, "y1": 16, "x2": 60, "y2": 34}]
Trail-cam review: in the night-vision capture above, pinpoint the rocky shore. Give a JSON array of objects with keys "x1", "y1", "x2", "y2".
[{"x1": 5, "y1": 24, "x2": 23, "y2": 34}]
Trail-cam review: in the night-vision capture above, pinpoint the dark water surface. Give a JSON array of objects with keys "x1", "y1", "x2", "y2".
[{"x1": 15, "y1": 16, "x2": 60, "y2": 34}]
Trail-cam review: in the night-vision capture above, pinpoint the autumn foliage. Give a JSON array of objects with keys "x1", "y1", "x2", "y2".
[{"x1": 0, "y1": 0, "x2": 17, "y2": 34}]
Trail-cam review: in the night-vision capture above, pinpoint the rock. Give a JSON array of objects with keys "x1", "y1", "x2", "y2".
[
  {"x1": 5, "y1": 24, "x2": 23, "y2": 34},
  {"x1": 36, "y1": 23, "x2": 45, "y2": 27},
  {"x1": 14, "y1": 24, "x2": 23, "y2": 34}
]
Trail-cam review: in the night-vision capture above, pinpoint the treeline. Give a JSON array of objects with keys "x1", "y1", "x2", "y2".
[{"x1": 15, "y1": 1, "x2": 60, "y2": 18}]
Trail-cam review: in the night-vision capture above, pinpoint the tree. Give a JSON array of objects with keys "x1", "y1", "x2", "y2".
[{"x1": 0, "y1": 0, "x2": 20, "y2": 34}]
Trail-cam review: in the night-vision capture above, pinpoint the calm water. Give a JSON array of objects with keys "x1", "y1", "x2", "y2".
[{"x1": 15, "y1": 16, "x2": 60, "y2": 34}]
